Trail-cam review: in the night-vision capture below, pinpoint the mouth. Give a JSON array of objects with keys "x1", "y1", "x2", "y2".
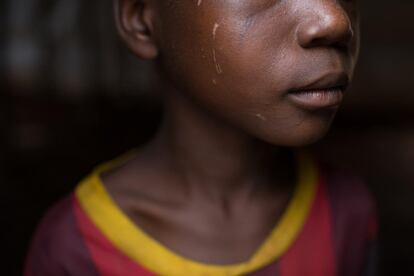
[{"x1": 287, "y1": 72, "x2": 349, "y2": 110}]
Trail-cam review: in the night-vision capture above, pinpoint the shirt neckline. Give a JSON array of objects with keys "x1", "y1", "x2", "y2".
[{"x1": 75, "y1": 151, "x2": 318, "y2": 276}]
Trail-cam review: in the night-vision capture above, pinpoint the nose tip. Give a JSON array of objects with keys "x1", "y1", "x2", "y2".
[{"x1": 297, "y1": 4, "x2": 353, "y2": 49}]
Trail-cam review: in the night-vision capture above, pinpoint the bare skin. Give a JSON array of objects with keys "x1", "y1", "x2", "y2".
[{"x1": 105, "y1": 0, "x2": 359, "y2": 265}]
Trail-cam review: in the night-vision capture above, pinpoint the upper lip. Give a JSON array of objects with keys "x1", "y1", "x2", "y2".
[{"x1": 289, "y1": 72, "x2": 349, "y2": 93}]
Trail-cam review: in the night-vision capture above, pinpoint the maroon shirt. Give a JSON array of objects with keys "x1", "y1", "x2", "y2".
[{"x1": 25, "y1": 163, "x2": 378, "y2": 276}]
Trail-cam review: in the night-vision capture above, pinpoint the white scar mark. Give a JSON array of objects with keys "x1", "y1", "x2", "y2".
[
  {"x1": 212, "y1": 23, "x2": 222, "y2": 74},
  {"x1": 197, "y1": 0, "x2": 202, "y2": 6},
  {"x1": 212, "y1": 23, "x2": 220, "y2": 40},
  {"x1": 212, "y1": 48, "x2": 223, "y2": 74},
  {"x1": 256, "y1": 114, "x2": 267, "y2": 121},
  {"x1": 212, "y1": 78, "x2": 217, "y2": 85}
]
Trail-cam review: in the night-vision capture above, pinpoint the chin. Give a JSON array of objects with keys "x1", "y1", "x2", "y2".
[
  {"x1": 288, "y1": 127, "x2": 331, "y2": 147},
  {"x1": 260, "y1": 112, "x2": 336, "y2": 147}
]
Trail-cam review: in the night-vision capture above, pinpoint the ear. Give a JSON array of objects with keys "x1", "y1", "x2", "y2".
[{"x1": 114, "y1": 0, "x2": 158, "y2": 59}]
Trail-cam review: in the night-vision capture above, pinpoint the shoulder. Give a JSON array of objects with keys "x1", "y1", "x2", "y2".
[
  {"x1": 319, "y1": 162, "x2": 377, "y2": 218},
  {"x1": 27, "y1": 196, "x2": 78, "y2": 258},
  {"x1": 315, "y1": 159, "x2": 378, "y2": 240},
  {"x1": 25, "y1": 195, "x2": 98, "y2": 276},
  {"x1": 317, "y1": 163, "x2": 379, "y2": 272}
]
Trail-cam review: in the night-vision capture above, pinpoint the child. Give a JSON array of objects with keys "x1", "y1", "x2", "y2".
[{"x1": 25, "y1": 0, "x2": 378, "y2": 275}]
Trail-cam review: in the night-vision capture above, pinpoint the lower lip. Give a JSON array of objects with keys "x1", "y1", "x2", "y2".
[{"x1": 287, "y1": 88, "x2": 344, "y2": 110}]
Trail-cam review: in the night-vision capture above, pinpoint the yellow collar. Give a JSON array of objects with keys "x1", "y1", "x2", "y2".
[{"x1": 75, "y1": 152, "x2": 318, "y2": 276}]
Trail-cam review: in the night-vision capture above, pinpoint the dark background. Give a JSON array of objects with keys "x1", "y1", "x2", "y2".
[{"x1": 1, "y1": 0, "x2": 414, "y2": 275}]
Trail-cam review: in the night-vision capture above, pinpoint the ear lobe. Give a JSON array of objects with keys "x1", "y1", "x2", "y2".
[{"x1": 114, "y1": 0, "x2": 158, "y2": 59}]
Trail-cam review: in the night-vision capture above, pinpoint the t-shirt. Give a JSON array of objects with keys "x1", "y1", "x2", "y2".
[{"x1": 24, "y1": 153, "x2": 378, "y2": 276}]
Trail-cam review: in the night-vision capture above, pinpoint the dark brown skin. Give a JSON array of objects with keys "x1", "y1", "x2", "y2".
[{"x1": 105, "y1": 0, "x2": 360, "y2": 265}]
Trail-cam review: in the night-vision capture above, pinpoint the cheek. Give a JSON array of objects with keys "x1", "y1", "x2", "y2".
[
  {"x1": 157, "y1": 13, "x2": 220, "y2": 96},
  {"x1": 205, "y1": 12, "x2": 295, "y2": 100},
  {"x1": 158, "y1": 2, "x2": 292, "y2": 91},
  {"x1": 156, "y1": 3, "x2": 299, "y2": 127}
]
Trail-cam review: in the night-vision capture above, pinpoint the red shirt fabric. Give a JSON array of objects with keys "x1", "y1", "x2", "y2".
[{"x1": 25, "y1": 160, "x2": 378, "y2": 276}]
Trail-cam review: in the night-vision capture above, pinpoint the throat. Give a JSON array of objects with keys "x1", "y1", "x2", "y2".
[
  {"x1": 156, "y1": 128, "x2": 295, "y2": 206},
  {"x1": 152, "y1": 114, "x2": 295, "y2": 205}
]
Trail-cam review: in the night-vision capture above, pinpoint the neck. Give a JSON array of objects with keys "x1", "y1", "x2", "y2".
[{"x1": 149, "y1": 87, "x2": 294, "y2": 203}]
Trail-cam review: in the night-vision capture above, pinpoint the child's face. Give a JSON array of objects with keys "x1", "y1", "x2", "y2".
[{"x1": 138, "y1": 0, "x2": 359, "y2": 146}]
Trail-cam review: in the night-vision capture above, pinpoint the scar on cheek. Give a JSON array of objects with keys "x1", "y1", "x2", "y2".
[
  {"x1": 197, "y1": 0, "x2": 202, "y2": 6},
  {"x1": 213, "y1": 23, "x2": 220, "y2": 40},
  {"x1": 256, "y1": 114, "x2": 267, "y2": 121},
  {"x1": 212, "y1": 48, "x2": 223, "y2": 74},
  {"x1": 212, "y1": 23, "x2": 223, "y2": 75}
]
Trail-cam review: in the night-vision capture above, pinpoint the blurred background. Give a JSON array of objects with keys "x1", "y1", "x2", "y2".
[{"x1": 1, "y1": 0, "x2": 413, "y2": 275}]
